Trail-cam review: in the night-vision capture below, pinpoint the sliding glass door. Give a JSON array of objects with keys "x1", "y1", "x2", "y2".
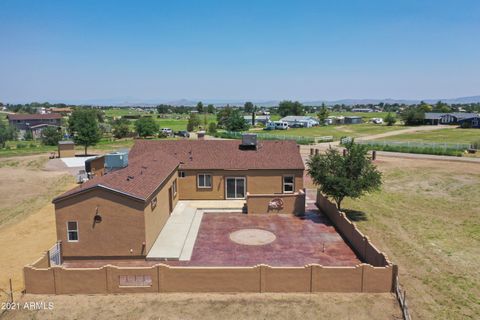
[{"x1": 225, "y1": 177, "x2": 246, "y2": 199}]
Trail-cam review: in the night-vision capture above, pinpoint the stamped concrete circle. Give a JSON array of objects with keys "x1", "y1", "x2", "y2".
[{"x1": 229, "y1": 229, "x2": 276, "y2": 246}]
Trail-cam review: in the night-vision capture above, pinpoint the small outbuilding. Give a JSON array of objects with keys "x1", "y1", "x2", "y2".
[
  {"x1": 58, "y1": 141, "x2": 75, "y2": 158},
  {"x1": 344, "y1": 116, "x2": 363, "y2": 124},
  {"x1": 85, "y1": 156, "x2": 105, "y2": 177}
]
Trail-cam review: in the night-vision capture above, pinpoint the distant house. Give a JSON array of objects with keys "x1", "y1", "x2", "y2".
[
  {"x1": 424, "y1": 113, "x2": 479, "y2": 125},
  {"x1": 47, "y1": 107, "x2": 73, "y2": 116},
  {"x1": 344, "y1": 116, "x2": 363, "y2": 124},
  {"x1": 458, "y1": 116, "x2": 480, "y2": 129},
  {"x1": 7, "y1": 113, "x2": 62, "y2": 139},
  {"x1": 280, "y1": 116, "x2": 319, "y2": 128},
  {"x1": 351, "y1": 108, "x2": 373, "y2": 113},
  {"x1": 243, "y1": 115, "x2": 270, "y2": 126}
]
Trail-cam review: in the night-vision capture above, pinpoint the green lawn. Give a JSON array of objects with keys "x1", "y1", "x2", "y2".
[
  {"x1": 377, "y1": 127, "x2": 480, "y2": 144},
  {"x1": 252, "y1": 123, "x2": 407, "y2": 140}
]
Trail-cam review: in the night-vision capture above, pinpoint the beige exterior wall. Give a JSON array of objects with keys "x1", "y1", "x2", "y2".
[
  {"x1": 178, "y1": 169, "x2": 304, "y2": 200},
  {"x1": 24, "y1": 262, "x2": 395, "y2": 294},
  {"x1": 246, "y1": 191, "x2": 305, "y2": 215},
  {"x1": 55, "y1": 189, "x2": 146, "y2": 258},
  {"x1": 144, "y1": 172, "x2": 179, "y2": 253},
  {"x1": 58, "y1": 144, "x2": 75, "y2": 158}
]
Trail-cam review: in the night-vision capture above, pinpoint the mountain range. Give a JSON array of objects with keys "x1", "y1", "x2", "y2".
[{"x1": 22, "y1": 95, "x2": 480, "y2": 107}]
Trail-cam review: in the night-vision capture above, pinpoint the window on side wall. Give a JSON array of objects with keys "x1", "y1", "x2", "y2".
[
  {"x1": 178, "y1": 171, "x2": 186, "y2": 178},
  {"x1": 172, "y1": 179, "x2": 177, "y2": 197},
  {"x1": 151, "y1": 196, "x2": 157, "y2": 210},
  {"x1": 283, "y1": 175, "x2": 295, "y2": 193},
  {"x1": 198, "y1": 173, "x2": 212, "y2": 188},
  {"x1": 67, "y1": 221, "x2": 79, "y2": 242}
]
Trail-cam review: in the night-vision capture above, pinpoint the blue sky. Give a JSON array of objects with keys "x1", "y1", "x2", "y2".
[{"x1": 1, "y1": 0, "x2": 479, "y2": 103}]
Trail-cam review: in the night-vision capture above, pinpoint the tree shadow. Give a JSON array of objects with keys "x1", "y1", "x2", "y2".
[{"x1": 342, "y1": 209, "x2": 368, "y2": 222}]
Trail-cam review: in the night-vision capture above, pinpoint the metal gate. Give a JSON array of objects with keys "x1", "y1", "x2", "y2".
[{"x1": 49, "y1": 242, "x2": 62, "y2": 266}]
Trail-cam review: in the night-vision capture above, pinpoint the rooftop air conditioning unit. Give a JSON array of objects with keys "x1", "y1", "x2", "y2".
[{"x1": 240, "y1": 133, "x2": 257, "y2": 150}]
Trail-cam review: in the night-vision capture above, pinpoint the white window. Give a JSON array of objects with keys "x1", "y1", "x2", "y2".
[
  {"x1": 283, "y1": 176, "x2": 295, "y2": 193},
  {"x1": 178, "y1": 171, "x2": 186, "y2": 178},
  {"x1": 119, "y1": 275, "x2": 152, "y2": 287},
  {"x1": 172, "y1": 179, "x2": 177, "y2": 197},
  {"x1": 198, "y1": 173, "x2": 212, "y2": 188},
  {"x1": 151, "y1": 196, "x2": 157, "y2": 210},
  {"x1": 67, "y1": 221, "x2": 79, "y2": 242}
]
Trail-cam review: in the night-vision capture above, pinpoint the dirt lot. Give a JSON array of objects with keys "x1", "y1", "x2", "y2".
[{"x1": 3, "y1": 293, "x2": 400, "y2": 320}]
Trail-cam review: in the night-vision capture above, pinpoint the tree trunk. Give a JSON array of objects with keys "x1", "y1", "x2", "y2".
[
  {"x1": 84, "y1": 145, "x2": 87, "y2": 156},
  {"x1": 336, "y1": 198, "x2": 343, "y2": 211}
]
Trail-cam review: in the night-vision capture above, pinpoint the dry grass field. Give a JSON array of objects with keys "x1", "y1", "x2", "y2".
[
  {"x1": 1, "y1": 152, "x2": 478, "y2": 319},
  {"x1": 342, "y1": 157, "x2": 480, "y2": 320}
]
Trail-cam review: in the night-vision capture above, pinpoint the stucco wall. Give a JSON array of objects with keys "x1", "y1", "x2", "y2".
[
  {"x1": 316, "y1": 191, "x2": 391, "y2": 267},
  {"x1": 55, "y1": 189, "x2": 146, "y2": 258},
  {"x1": 58, "y1": 144, "x2": 75, "y2": 158},
  {"x1": 246, "y1": 190, "x2": 305, "y2": 215},
  {"x1": 144, "y1": 172, "x2": 179, "y2": 253},
  {"x1": 178, "y1": 169, "x2": 304, "y2": 200},
  {"x1": 24, "y1": 262, "x2": 395, "y2": 294}
]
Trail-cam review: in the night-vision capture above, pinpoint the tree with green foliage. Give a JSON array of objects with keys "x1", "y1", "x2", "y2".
[
  {"x1": 112, "y1": 118, "x2": 130, "y2": 139},
  {"x1": 383, "y1": 112, "x2": 397, "y2": 126},
  {"x1": 226, "y1": 109, "x2": 249, "y2": 131},
  {"x1": 23, "y1": 130, "x2": 33, "y2": 141},
  {"x1": 207, "y1": 122, "x2": 217, "y2": 134},
  {"x1": 317, "y1": 103, "x2": 329, "y2": 124},
  {"x1": 134, "y1": 117, "x2": 159, "y2": 138},
  {"x1": 278, "y1": 100, "x2": 304, "y2": 117},
  {"x1": 401, "y1": 108, "x2": 425, "y2": 126},
  {"x1": 196, "y1": 101, "x2": 204, "y2": 113},
  {"x1": 156, "y1": 104, "x2": 170, "y2": 114},
  {"x1": 307, "y1": 141, "x2": 382, "y2": 210},
  {"x1": 187, "y1": 113, "x2": 201, "y2": 132},
  {"x1": 418, "y1": 101, "x2": 433, "y2": 112},
  {"x1": 216, "y1": 106, "x2": 233, "y2": 128},
  {"x1": 244, "y1": 101, "x2": 254, "y2": 113},
  {"x1": 0, "y1": 122, "x2": 16, "y2": 148},
  {"x1": 41, "y1": 126, "x2": 63, "y2": 146},
  {"x1": 433, "y1": 100, "x2": 451, "y2": 113},
  {"x1": 207, "y1": 104, "x2": 215, "y2": 114},
  {"x1": 68, "y1": 109, "x2": 102, "y2": 155}
]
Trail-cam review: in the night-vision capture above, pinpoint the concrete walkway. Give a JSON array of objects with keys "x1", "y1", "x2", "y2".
[{"x1": 146, "y1": 200, "x2": 245, "y2": 261}]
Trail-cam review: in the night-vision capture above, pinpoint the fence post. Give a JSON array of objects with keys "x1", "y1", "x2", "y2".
[{"x1": 9, "y1": 278, "x2": 13, "y2": 303}]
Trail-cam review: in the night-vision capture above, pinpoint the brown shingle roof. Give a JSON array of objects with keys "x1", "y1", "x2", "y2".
[
  {"x1": 7, "y1": 113, "x2": 62, "y2": 120},
  {"x1": 53, "y1": 152, "x2": 179, "y2": 203},
  {"x1": 129, "y1": 140, "x2": 305, "y2": 170},
  {"x1": 54, "y1": 139, "x2": 304, "y2": 203}
]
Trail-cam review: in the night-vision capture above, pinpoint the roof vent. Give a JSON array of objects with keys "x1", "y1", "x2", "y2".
[
  {"x1": 240, "y1": 133, "x2": 257, "y2": 150},
  {"x1": 126, "y1": 175, "x2": 134, "y2": 181}
]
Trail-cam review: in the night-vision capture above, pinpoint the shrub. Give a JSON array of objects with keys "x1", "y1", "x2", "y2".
[
  {"x1": 207, "y1": 122, "x2": 217, "y2": 135},
  {"x1": 16, "y1": 143, "x2": 26, "y2": 149},
  {"x1": 471, "y1": 139, "x2": 480, "y2": 150}
]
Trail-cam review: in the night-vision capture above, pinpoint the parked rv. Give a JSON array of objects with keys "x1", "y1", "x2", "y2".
[{"x1": 274, "y1": 121, "x2": 289, "y2": 130}]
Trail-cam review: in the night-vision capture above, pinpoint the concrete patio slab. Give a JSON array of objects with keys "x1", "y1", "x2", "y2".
[{"x1": 60, "y1": 156, "x2": 95, "y2": 168}]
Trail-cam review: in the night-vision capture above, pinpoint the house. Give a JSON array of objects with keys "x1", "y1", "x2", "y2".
[
  {"x1": 344, "y1": 116, "x2": 363, "y2": 124},
  {"x1": 280, "y1": 116, "x2": 319, "y2": 128},
  {"x1": 243, "y1": 115, "x2": 271, "y2": 126},
  {"x1": 47, "y1": 107, "x2": 73, "y2": 116},
  {"x1": 7, "y1": 113, "x2": 62, "y2": 139},
  {"x1": 424, "y1": 112, "x2": 479, "y2": 125},
  {"x1": 51, "y1": 137, "x2": 305, "y2": 259},
  {"x1": 351, "y1": 108, "x2": 373, "y2": 113},
  {"x1": 458, "y1": 116, "x2": 480, "y2": 128}
]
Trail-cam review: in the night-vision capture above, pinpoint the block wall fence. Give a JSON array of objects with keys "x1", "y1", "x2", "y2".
[{"x1": 23, "y1": 193, "x2": 397, "y2": 294}]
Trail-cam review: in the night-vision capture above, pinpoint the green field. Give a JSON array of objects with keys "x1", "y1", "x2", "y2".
[
  {"x1": 252, "y1": 123, "x2": 408, "y2": 140},
  {"x1": 376, "y1": 127, "x2": 480, "y2": 144},
  {"x1": 103, "y1": 109, "x2": 216, "y2": 131}
]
